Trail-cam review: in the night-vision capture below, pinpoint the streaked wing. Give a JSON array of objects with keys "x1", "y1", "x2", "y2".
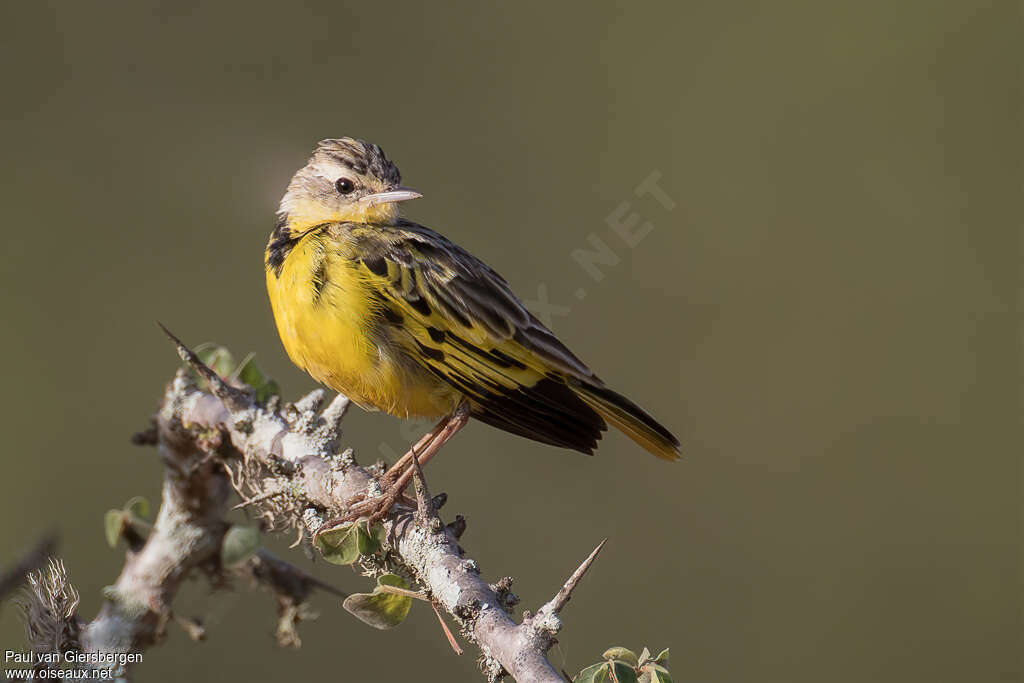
[{"x1": 348, "y1": 221, "x2": 607, "y2": 453}]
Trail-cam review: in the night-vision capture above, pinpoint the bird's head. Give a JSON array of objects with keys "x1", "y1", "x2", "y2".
[{"x1": 278, "y1": 138, "x2": 421, "y2": 230}]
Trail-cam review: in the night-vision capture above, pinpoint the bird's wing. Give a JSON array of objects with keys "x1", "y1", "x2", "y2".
[{"x1": 348, "y1": 222, "x2": 608, "y2": 453}]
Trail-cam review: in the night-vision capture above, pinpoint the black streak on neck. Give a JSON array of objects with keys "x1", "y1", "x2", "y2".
[{"x1": 266, "y1": 213, "x2": 297, "y2": 277}]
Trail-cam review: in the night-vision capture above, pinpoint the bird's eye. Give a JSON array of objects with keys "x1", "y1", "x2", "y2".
[{"x1": 335, "y1": 177, "x2": 356, "y2": 195}]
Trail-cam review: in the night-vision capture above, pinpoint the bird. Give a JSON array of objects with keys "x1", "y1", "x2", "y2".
[{"x1": 265, "y1": 138, "x2": 680, "y2": 521}]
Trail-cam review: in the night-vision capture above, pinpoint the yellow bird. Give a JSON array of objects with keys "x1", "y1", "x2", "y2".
[{"x1": 266, "y1": 138, "x2": 679, "y2": 518}]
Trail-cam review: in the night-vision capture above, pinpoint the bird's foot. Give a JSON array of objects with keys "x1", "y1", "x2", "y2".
[
  {"x1": 318, "y1": 404, "x2": 470, "y2": 533},
  {"x1": 320, "y1": 480, "x2": 411, "y2": 531}
]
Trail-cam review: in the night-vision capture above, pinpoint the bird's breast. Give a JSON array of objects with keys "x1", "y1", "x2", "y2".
[{"x1": 265, "y1": 230, "x2": 456, "y2": 418}]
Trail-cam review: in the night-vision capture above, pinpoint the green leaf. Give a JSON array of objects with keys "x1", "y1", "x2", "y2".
[
  {"x1": 653, "y1": 649, "x2": 669, "y2": 666},
  {"x1": 257, "y1": 379, "x2": 280, "y2": 403},
  {"x1": 608, "y1": 661, "x2": 639, "y2": 683},
  {"x1": 574, "y1": 663, "x2": 610, "y2": 683},
  {"x1": 638, "y1": 663, "x2": 673, "y2": 683},
  {"x1": 356, "y1": 521, "x2": 383, "y2": 556},
  {"x1": 603, "y1": 648, "x2": 639, "y2": 667},
  {"x1": 343, "y1": 573, "x2": 413, "y2": 629},
  {"x1": 313, "y1": 520, "x2": 382, "y2": 565},
  {"x1": 104, "y1": 510, "x2": 126, "y2": 548},
  {"x1": 190, "y1": 345, "x2": 280, "y2": 402},
  {"x1": 124, "y1": 496, "x2": 150, "y2": 520},
  {"x1": 195, "y1": 344, "x2": 235, "y2": 378},
  {"x1": 234, "y1": 353, "x2": 280, "y2": 403},
  {"x1": 220, "y1": 525, "x2": 261, "y2": 567},
  {"x1": 370, "y1": 521, "x2": 387, "y2": 547},
  {"x1": 314, "y1": 523, "x2": 362, "y2": 565}
]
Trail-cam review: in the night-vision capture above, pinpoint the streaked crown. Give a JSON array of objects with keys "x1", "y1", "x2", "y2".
[
  {"x1": 313, "y1": 138, "x2": 402, "y2": 187},
  {"x1": 278, "y1": 137, "x2": 408, "y2": 228}
]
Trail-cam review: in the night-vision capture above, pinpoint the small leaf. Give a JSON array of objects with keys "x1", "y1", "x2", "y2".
[
  {"x1": 653, "y1": 649, "x2": 669, "y2": 666},
  {"x1": 195, "y1": 344, "x2": 235, "y2": 378},
  {"x1": 369, "y1": 521, "x2": 387, "y2": 547},
  {"x1": 574, "y1": 662, "x2": 610, "y2": 683},
  {"x1": 603, "y1": 648, "x2": 639, "y2": 667},
  {"x1": 104, "y1": 510, "x2": 126, "y2": 548},
  {"x1": 638, "y1": 663, "x2": 673, "y2": 683},
  {"x1": 608, "y1": 661, "x2": 639, "y2": 683},
  {"x1": 258, "y1": 379, "x2": 280, "y2": 402},
  {"x1": 235, "y1": 354, "x2": 279, "y2": 402},
  {"x1": 314, "y1": 523, "x2": 362, "y2": 565},
  {"x1": 233, "y1": 352, "x2": 261, "y2": 384},
  {"x1": 637, "y1": 648, "x2": 652, "y2": 666},
  {"x1": 356, "y1": 521, "x2": 383, "y2": 556},
  {"x1": 221, "y1": 525, "x2": 261, "y2": 567},
  {"x1": 124, "y1": 496, "x2": 150, "y2": 520},
  {"x1": 343, "y1": 573, "x2": 413, "y2": 629},
  {"x1": 235, "y1": 354, "x2": 280, "y2": 402}
]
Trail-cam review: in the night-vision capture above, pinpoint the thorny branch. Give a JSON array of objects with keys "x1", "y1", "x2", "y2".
[{"x1": 16, "y1": 331, "x2": 606, "y2": 682}]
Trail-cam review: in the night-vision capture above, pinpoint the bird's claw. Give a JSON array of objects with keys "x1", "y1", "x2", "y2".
[{"x1": 320, "y1": 479, "x2": 409, "y2": 531}]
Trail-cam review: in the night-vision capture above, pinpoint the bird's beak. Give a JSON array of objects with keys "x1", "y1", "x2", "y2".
[{"x1": 362, "y1": 186, "x2": 423, "y2": 206}]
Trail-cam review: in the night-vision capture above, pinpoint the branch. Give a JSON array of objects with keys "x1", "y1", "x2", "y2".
[{"x1": 23, "y1": 334, "x2": 605, "y2": 682}]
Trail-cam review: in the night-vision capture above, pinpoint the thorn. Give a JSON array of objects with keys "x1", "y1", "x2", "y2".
[
  {"x1": 374, "y1": 584, "x2": 429, "y2": 601},
  {"x1": 445, "y1": 515, "x2": 467, "y2": 540},
  {"x1": 231, "y1": 488, "x2": 286, "y2": 510},
  {"x1": 431, "y1": 601, "x2": 464, "y2": 655},
  {"x1": 289, "y1": 526, "x2": 305, "y2": 549},
  {"x1": 304, "y1": 577, "x2": 349, "y2": 601},
  {"x1": 320, "y1": 393, "x2": 351, "y2": 426},
  {"x1": 492, "y1": 576, "x2": 514, "y2": 594},
  {"x1": 157, "y1": 322, "x2": 250, "y2": 412},
  {"x1": 130, "y1": 420, "x2": 158, "y2": 446},
  {"x1": 408, "y1": 444, "x2": 435, "y2": 521},
  {"x1": 171, "y1": 613, "x2": 206, "y2": 641},
  {"x1": 547, "y1": 539, "x2": 606, "y2": 615},
  {"x1": 293, "y1": 389, "x2": 325, "y2": 415},
  {"x1": 253, "y1": 550, "x2": 350, "y2": 599},
  {"x1": 313, "y1": 393, "x2": 351, "y2": 447}
]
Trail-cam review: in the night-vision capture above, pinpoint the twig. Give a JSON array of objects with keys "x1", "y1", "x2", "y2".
[
  {"x1": 0, "y1": 532, "x2": 57, "y2": 603},
  {"x1": 248, "y1": 549, "x2": 349, "y2": 600}
]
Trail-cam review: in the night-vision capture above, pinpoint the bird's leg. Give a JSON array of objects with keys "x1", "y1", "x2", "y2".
[
  {"x1": 380, "y1": 415, "x2": 452, "y2": 485},
  {"x1": 331, "y1": 413, "x2": 448, "y2": 516},
  {"x1": 363, "y1": 406, "x2": 469, "y2": 524},
  {"x1": 375, "y1": 404, "x2": 470, "y2": 514},
  {"x1": 325, "y1": 403, "x2": 471, "y2": 528},
  {"x1": 334, "y1": 414, "x2": 449, "y2": 513}
]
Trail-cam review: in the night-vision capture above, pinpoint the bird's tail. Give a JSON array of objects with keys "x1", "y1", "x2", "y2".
[{"x1": 571, "y1": 381, "x2": 681, "y2": 461}]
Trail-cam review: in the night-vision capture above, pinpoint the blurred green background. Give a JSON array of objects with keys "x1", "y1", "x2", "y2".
[{"x1": 1, "y1": 1, "x2": 1018, "y2": 681}]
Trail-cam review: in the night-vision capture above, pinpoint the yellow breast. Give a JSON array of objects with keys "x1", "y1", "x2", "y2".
[{"x1": 265, "y1": 228, "x2": 456, "y2": 418}]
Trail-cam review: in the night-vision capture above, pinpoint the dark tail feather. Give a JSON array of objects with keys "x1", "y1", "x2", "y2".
[
  {"x1": 570, "y1": 381, "x2": 680, "y2": 461},
  {"x1": 465, "y1": 374, "x2": 678, "y2": 460},
  {"x1": 467, "y1": 377, "x2": 605, "y2": 455}
]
